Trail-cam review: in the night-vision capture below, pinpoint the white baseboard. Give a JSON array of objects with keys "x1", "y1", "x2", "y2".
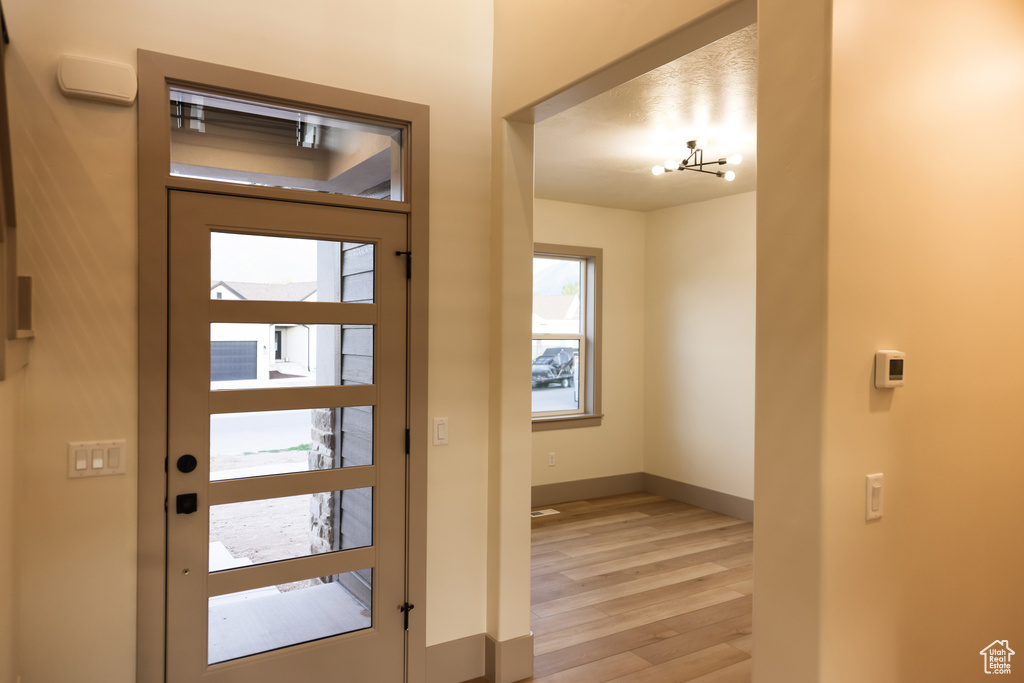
[
  {"x1": 426, "y1": 632, "x2": 534, "y2": 683},
  {"x1": 531, "y1": 472, "x2": 753, "y2": 522}
]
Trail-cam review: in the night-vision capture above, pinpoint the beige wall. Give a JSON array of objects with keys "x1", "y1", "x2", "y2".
[
  {"x1": 8, "y1": 31, "x2": 140, "y2": 683},
  {"x1": 531, "y1": 193, "x2": 755, "y2": 500},
  {"x1": 0, "y1": 376, "x2": 21, "y2": 683},
  {"x1": 822, "y1": 0, "x2": 1024, "y2": 679},
  {"x1": 644, "y1": 193, "x2": 755, "y2": 500},
  {"x1": 532, "y1": 199, "x2": 646, "y2": 487},
  {"x1": 492, "y1": 0, "x2": 741, "y2": 118},
  {"x1": 4, "y1": 0, "x2": 493, "y2": 680}
]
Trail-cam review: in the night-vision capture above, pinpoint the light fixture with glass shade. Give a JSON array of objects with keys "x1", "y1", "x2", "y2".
[{"x1": 651, "y1": 139, "x2": 741, "y2": 181}]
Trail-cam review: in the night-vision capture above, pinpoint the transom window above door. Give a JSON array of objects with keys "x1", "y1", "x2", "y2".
[{"x1": 169, "y1": 88, "x2": 404, "y2": 201}]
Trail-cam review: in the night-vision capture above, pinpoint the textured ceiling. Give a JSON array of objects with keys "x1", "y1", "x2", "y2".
[{"x1": 535, "y1": 24, "x2": 758, "y2": 213}]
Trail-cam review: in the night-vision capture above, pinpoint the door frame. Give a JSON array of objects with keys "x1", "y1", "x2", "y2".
[{"x1": 136, "y1": 50, "x2": 429, "y2": 682}]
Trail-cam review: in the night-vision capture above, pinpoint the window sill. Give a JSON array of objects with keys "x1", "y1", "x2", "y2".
[{"x1": 532, "y1": 413, "x2": 603, "y2": 432}]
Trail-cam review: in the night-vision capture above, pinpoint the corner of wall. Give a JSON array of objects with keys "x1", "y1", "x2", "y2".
[
  {"x1": 753, "y1": 0, "x2": 832, "y2": 679},
  {"x1": 486, "y1": 118, "x2": 536, "y2": 642},
  {"x1": 641, "y1": 192, "x2": 756, "y2": 501},
  {"x1": 0, "y1": 370, "x2": 24, "y2": 683}
]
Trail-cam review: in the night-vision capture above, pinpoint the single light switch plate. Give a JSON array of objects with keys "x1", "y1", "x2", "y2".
[
  {"x1": 866, "y1": 473, "x2": 884, "y2": 521},
  {"x1": 432, "y1": 418, "x2": 449, "y2": 446},
  {"x1": 68, "y1": 440, "x2": 127, "y2": 478}
]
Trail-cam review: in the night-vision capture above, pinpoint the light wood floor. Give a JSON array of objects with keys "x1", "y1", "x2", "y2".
[{"x1": 521, "y1": 492, "x2": 753, "y2": 683}]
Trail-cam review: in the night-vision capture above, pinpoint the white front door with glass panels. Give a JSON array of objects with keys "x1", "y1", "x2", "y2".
[{"x1": 166, "y1": 190, "x2": 408, "y2": 682}]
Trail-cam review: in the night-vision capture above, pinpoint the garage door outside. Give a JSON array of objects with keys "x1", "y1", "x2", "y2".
[{"x1": 211, "y1": 341, "x2": 258, "y2": 381}]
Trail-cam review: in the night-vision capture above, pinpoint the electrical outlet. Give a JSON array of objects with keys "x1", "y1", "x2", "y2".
[
  {"x1": 548, "y1": 452, "x2": 556, "y2": 467},
  {"x1": 432, "y1": 418, "x2": 449, "y2": 446}
]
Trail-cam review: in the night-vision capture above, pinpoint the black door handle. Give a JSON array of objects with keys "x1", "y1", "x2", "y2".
[{"x1": 176, "y1": 493, "x2": 198, "y2": 514}]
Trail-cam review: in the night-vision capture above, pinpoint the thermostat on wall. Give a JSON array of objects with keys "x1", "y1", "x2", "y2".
[{"x1": 874, "y1": 350, "x2": 905, "y2": 389}]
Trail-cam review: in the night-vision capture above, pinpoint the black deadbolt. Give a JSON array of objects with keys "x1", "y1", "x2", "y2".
[
  {"x1": 176, "y1": 493, "x2": 198, "y2": 515},
  {"x1": 177, "y1": 454, "x2": 198, "y2": 473}
]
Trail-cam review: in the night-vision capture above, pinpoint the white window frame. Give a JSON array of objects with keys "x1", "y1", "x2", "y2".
[{"x1": 532, "y1": 243, "x2": 602, "y2": 430}]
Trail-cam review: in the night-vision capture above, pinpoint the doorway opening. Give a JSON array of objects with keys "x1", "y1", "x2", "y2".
[{"x1": 515, "y1": 1, "x2": 758, "y2": 678}]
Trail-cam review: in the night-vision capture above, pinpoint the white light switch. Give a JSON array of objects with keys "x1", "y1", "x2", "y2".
[
  {"x1": 68, "y1": 440, "x2": 127, "y2": 478},
  {"x1": 107, "y1": 445, "x2": 121, "y2": 468},
  {"x1": 866, "y1": 473, "x2": 884, "y2": 521},
  {"x1": 432, "y1": 418, "x2": 449, "y2": 446}
]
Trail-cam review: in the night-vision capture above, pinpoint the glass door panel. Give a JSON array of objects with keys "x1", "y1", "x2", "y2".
[
  {"x1": 210, "y1": 323, "x2": 374, "y2": 389},
  {"x1": 167, "y1": 191, "x2": 408, "y2": 683},
  {"x1": 208, "y1": 568, "x2": 373, "y2": 664},
  {"x1": 209, "y1": 487, "x2": 373, "y2": 569},
  {"x1": 210, "y1": 232, "x2": 375, "y2": 305},
  {"x1": 210, "y1": 406, "x2": 374, "y2": 480}
]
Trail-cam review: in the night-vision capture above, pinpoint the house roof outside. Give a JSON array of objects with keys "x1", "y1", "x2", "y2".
[
  {"x1": 533, "y1": 294, "x2": 579, "y2": 323},
  {"x1": 212, "y1": 281, "x2": 317, "y2": 302}
]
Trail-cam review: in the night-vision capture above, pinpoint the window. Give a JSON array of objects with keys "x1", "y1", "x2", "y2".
[
  {"x1": 168, "y1": 87, "x2": 404, "y2": 201},
  {"x1": 532, "y1": 244, "x2": 601, "y2": 430}
]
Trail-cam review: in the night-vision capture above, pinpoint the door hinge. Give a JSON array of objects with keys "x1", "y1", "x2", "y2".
[
  {"x1": 395, "y1": 250, "x2": 412, "y2": 279},
  {"x1": 405, "y1": 428, "x2": 410, "y2": 455},
  {"x1": 399, "y1": 602, "x2": 415, "y2": 630}
]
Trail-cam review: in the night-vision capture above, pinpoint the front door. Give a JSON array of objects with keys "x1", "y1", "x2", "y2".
[{"x1": 165, "y1": 190, "x2": 408, "y2": 681}]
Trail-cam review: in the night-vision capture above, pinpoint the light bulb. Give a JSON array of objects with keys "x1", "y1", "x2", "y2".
[
  {"x1": 726, "y1": 154, "x2": 743, "y2": 165},
  {"x1": 652, "y1": 165, "x2": 665, "y2": 176},
  {"x1": 664, "y1": 159, "x2": 679, "y2": 171},
  {"x1": 724, "y1": 170, "x2": 736, "y2": 181},
  {"x1": 696, "y1": 137, "x2": 709, "y2": 150}
]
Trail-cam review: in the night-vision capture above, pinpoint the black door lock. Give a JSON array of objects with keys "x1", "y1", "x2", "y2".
[
  {"x1": 176, "y1": 493, "x2": 198, "y2": 514},
  {"x1": 177, "y1": 454, "x2": 198, "y2": 473}
]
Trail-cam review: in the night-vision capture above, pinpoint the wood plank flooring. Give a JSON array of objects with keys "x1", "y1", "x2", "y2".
[{"x1": 522, "y1": 493, "x2": 753, "y2": 683}]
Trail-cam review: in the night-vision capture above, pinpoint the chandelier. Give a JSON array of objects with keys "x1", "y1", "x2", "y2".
[{"x1": 651, "y1": 139, "x2": 742, "y2": 181}]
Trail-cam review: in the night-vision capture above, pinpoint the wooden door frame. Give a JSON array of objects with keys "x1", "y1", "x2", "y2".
[{"x1": 136, "y1": 50, "x2": 429, "y2": 682}]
